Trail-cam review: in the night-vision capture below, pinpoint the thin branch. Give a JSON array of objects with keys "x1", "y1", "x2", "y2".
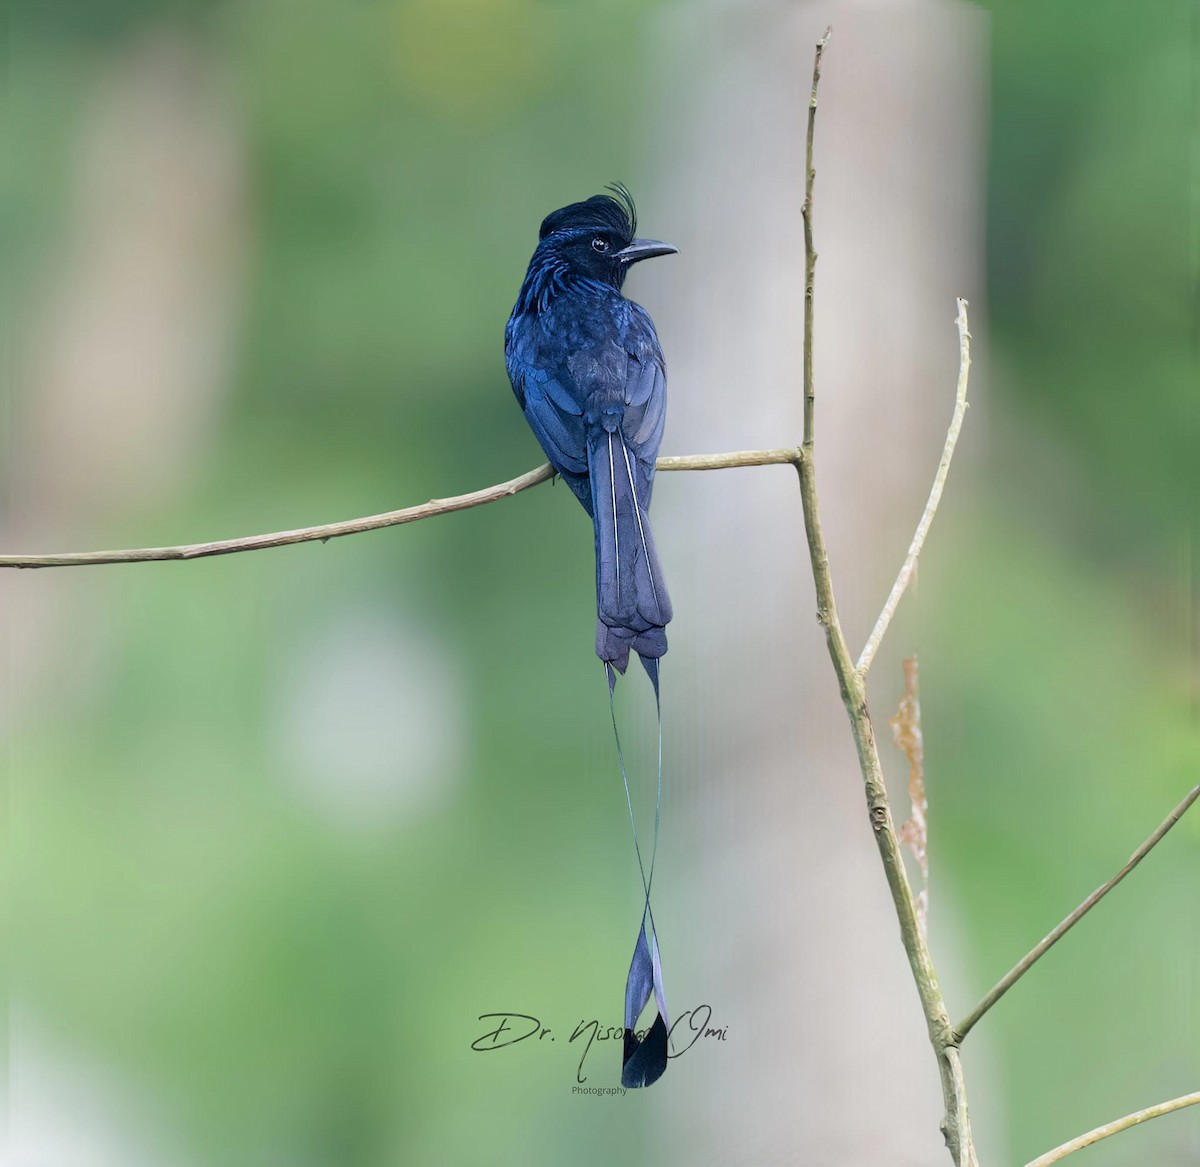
[
  {"x1": 793, "y1": 27, "x2": 977, "y2": 1167},
  {"x1": 891, "y1": 655, "x2": 929, "y2": 938},
  {"x1": 954, "y1": 783, "x2": 1200, "y2": 1043},
  {"x1": 1024, "y1": 1091, "x2": 1200, "y2": 1167},
  {"x1": 0, "y1": 447, "x2": 802, "y2": 570},
  {"x1": 856, "y1": 299, "x2": 972, "y2": 676},
  {"x1": 801, "y1": 27, "x2": 829, "y2": 454}
]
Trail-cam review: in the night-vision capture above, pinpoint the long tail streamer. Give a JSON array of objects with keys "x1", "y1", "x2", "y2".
[{"x1": 607, "y1": 661, "x2": 669, "y2": 1087}]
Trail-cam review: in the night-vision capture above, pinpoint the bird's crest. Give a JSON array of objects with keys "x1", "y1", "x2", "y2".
[
  {"x1": 538, "y1": 183, "x2": 638, "y2": 241},
  {"x1": 605, "y1": 181, "x2": 638, "y2": 237}
]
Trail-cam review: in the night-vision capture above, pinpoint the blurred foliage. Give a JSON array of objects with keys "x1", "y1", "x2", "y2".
[
  {"x1": 3, "y1": 2, "x2": 1197, "y2": 1166},
  {"x1": 6, "y1": 1, "x2": 667, "y2": 1163},
  {"x1": 985, "y1": 0, "x2": 1196, "y2": 554},
  {"x1": 919, "y1": 3, "x2": 1198, "y2": 1163}
]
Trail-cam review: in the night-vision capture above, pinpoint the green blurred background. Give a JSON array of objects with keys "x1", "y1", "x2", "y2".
[{"x1": 3, "y1": 2, "x2": 1197, "y2": 1165}]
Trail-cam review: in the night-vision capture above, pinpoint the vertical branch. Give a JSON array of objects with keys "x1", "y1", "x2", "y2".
[
  {"x1": 801, "y1": 28, "x2": 829, "y2": 454},
  {"x1": 794, "y1": 30, "x2": 978, "y2": 1166}
]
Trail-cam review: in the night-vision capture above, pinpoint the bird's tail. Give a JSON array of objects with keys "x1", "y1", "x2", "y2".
[
  {"x1": 589, "y1": 429, "x2": 673, "y2": 676},
  {"x1": 589, "y1": 425, "x2": 673, "y2": 1087}
]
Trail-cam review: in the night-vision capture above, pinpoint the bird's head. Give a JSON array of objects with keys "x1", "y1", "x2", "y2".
[{"x1": 535, "y1": 183, "x2": 677, "y2": 289}]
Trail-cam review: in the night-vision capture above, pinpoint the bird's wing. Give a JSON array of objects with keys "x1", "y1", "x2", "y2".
[
  {"x1": 620, "y1": 303, "x2": 668, "y2": 503},
  {"x1": 503, "y1": 314, "x2": 525, "y2": 406},
  {"x1": 624, "y1": 353, "x2": 666, "y2": 448},
  {"x1": 522, "y1": 374, "x2": 588, "y2": 476},
  {"x1": 506, "y1": 318, "x2": 589, "y2": 478}
]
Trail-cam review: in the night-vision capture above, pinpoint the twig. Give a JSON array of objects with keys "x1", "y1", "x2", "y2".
[
  {"x1": 793, "y1": 27, "x2": 978, "y2": 1167},
  {"x1": 856, "y1": 299, "x2": 971, "y2": 676},
  {"x1": 0, "y1": 448, "x2": 802, "y2": 569},
  {"x1": 954, "y1": 783, "x2": 1200, "y2": 1043},
  {"x1": 1024, "y1": 1091, "x2": 1200, "y2": 1167},
  {"x1": 891, "y1": 656, "x2": 929, "y2": 938},
  {"x1": 800, "y1": 28, "x2": 828, "y2": 454}
]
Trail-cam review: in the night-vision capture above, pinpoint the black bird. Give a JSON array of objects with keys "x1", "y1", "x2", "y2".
[
  {"x1": 505, "y1": 186, "x2": 676, "y2": 1087},
  {"x1": 505, "y1": 185, "x2": 675, "y2": 681}
]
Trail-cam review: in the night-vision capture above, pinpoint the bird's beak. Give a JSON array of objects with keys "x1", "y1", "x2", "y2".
[{"x1": 615, "y1": 238, "x2": 679, "y2": 265}]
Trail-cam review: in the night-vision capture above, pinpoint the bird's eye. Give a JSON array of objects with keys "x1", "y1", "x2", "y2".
[{"x1": 591, "y1": 237, "x2": 610, "y2": 253}]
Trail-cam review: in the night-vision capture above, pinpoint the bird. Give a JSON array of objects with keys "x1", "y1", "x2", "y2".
[{"x1": 505, "y1": 185, "x2": 676, "y2": 1087}]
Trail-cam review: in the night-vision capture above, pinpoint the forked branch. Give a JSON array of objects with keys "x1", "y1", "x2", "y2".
[
  {"x1": 794, "y1": 26, "x2": 978, "y2": 1167},
  {"x1": 6, "y1": 26, "x2": 1190, "y2": 1167}
]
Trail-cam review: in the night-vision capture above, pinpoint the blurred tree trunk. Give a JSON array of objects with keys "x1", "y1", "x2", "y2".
[{"x1": 641, "y1": 4, "x2": 990, "y2": 1162}]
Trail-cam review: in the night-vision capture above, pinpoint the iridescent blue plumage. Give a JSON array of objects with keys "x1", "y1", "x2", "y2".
[
  {"x1": 505, "y1": 189, "x2": 675, "y2": 675},
  {"x1": 505, "y1": 188, "x2": 677, "y2": 1088}
]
